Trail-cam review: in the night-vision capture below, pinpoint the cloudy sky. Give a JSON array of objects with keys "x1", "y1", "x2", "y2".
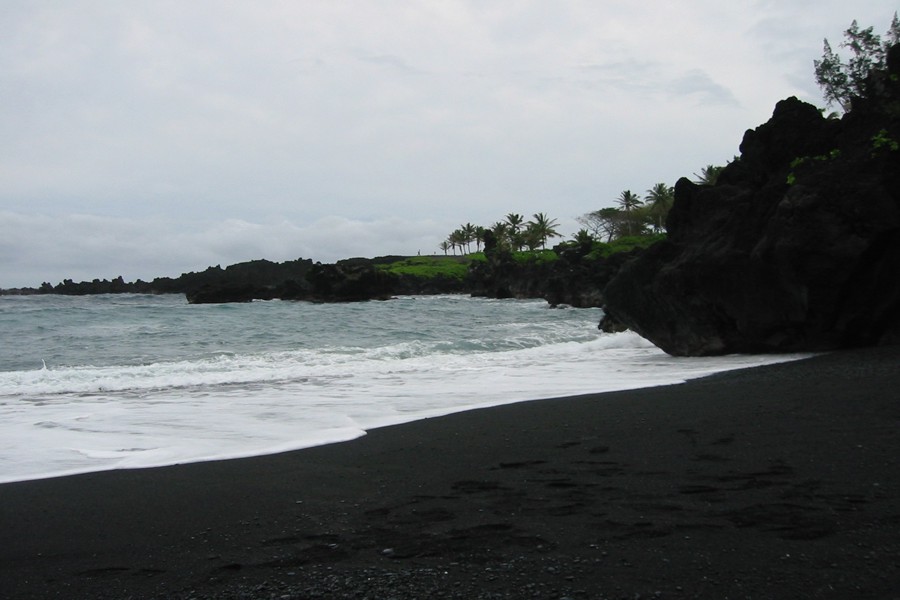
[{"x1": 1, "y1": 1, "x2": 896, "y2": 287}]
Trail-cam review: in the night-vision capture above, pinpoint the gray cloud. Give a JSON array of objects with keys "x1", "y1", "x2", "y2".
[
  {"x1": 2, "y1": 1, "x2": 898, "y2": 287},
  {"x1": 0, "y1": 211, "x2": 456, "y2": 287},
  {"x1": 575, "y1": 60, "x2": 738, "y2": 106},
  {"x1": 668, "y1": 70, "x2": 739, "y2": 106},
  {"x1": 357, "y1": 53, "x2": 425, "y2": 75}
]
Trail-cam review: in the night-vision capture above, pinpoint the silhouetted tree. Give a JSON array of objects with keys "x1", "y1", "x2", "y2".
[
  {"x1": 814, "y1": 13, "x2": 900, "y2": 111},
  {"x1": 693, "y1": 164, "x2": 723, "y2": 186}
]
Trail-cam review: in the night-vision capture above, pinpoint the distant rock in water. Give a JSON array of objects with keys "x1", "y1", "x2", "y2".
[
  {"x1": 185, "y1": 283, "x2": 277, "y2": 304},
  {"x1": 186, "y1": 260, "x2": 397, "y2": 304},
  {"x1": 290, "y1": 260, "x2": 395, "y2": 303},
  {"x1": 603, "y1": 52, "x2": 900, "y2": 356}
]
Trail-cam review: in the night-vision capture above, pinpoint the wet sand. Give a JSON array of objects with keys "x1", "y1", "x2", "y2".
[{"x1": 2, "y1": 346, "x2": 899, "y2": 599}]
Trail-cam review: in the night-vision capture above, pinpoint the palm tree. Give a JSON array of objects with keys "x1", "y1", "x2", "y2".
[
  {"x1": 569, "y1": 228, "x2": 596, "y2": 255},
  {"x1": 523, "y1": 225, "x2": 543, "y2": 251},
  {"x1": 501, "y1": 214, "x2": 524, "y2": 250},
  {"x1": 616, "y1": 190, "x2": 643, "y2": 236},
  {"x1": 439, "y1": 240, "x2": 450, "y2": 255},
  {"x1": 573, "y1": 228, "x2": 594, "y2": 246},
  {"x1": 504, "y1": 213, "x2": 524, "y2": 249},
  {"x1": 490, "y1": 221, "x2": 511, "y2": 252},
  {"x1": 693, "y1": 164, "x2": 723, "y2": 186},
  {"x1": 527, "y1": 212, "x2": 561, "y2": 249},
  {"x1": 645, "y1": 182, "x2": 674, "y2": 232},
  {"x1": 490, "y1": 221, "x2": 508, "y2": 236},
  {"x1": 461, "y1": 222, "x2": 478, "y2": 254},
  {"x1": 474, "y1": 226, "x2": 486, "y2": 252},
  {"x1": 505, "y1": 213, "x2": 523, "y2": 232},
  {"x1": 616, "y1": 190, "x2": 642, "y2": 212},
  {"x1": 448, "y1": 229, "x2": 466, "y2": 255}
]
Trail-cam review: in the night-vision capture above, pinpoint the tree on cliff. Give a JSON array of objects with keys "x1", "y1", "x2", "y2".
[
  {"x1": 814, "y1": 13, "x2": 900, "y2": 111},
  {"x1": 573, "y1": 228, "x2": 594, "y2": 247},
  {"x1": 526, "y1": 212, "x2": 561, "y2": 249},
  {"x1": 461, "y1": 223, "x2": 478, "y2": 253},
  {"x1": 616, "y1": 190, "x2": 642, "y2": 212},
  {"x1": 505, "y1": 213, "x2": 524, "y2": 234},
  {"x1": 474, "y1": 225, "x2": 486, "y2": 252},
  {"x1": 577, "y1": 207, "x2": 624, "y2": 242},
  {"x1": 645, "y1": 183, "x2": 674, "y2": 232},
  {"x1": 447, "y1": 229, "x2": 466, "y2": 255},
  {"x1": 615, "y1": 190, "x2": 644, "y2": 236},
  {"x1": 444, "y1": 223, "x2": 482, "y2": 255},
  {"x1": 504, "y1": 213, "x2": 525, "y2": 250},
  {"x1": 692, "y1": 164, "x2": 723, "y2": 186},
  {"x1": 489, "y1": 221, "x2": 511, "y2": 251}
]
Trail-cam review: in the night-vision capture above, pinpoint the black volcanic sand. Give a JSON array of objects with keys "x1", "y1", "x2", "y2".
[{"x1": 2, "y1": 347, "x2": 900, "y2": 599}]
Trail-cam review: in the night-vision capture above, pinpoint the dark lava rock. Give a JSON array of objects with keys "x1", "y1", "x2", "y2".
[
  {"x1": 296, "y1": 261, "x2": 395, "y2": 303},
  {"x1": 184, "y1": 259, "x2": 398, "y2": 304},
  {"x1": 603, "y1": 51, "x2": 900, "y2": 356},
  {"x1": 468, "y1": 239, "x2": 632, "y2": 309},
  {"x1": 186, "y1": 283, "x2": 276, "y2": 304}
]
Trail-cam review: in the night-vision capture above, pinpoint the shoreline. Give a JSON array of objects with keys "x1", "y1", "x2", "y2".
[
  {"x1": 0, "y1": 347, "x2": 806, "y2": 487},
  {"x1": 2, "y1": 346, "x2": 899, "y2": 598},
  {"x1": 1, "y1": 318, "x2": 805, "y2": 487}
]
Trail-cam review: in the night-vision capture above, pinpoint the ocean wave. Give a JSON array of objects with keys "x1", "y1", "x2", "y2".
[
  {"x1": 0, "y1": 295, "x2": 809, "y2": 484},
  {"x1": 0, "y1": 328, "x2": 659, "y2": 399}
]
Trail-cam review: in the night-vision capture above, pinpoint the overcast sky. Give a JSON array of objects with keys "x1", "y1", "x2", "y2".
[{"x1": 1, "y1": 1, "x2": 896, "y2": 287}]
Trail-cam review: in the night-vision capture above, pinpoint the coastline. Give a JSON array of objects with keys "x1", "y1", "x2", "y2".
[{"x1": 2, "y1": 346, "x2": 899, "y2": 599}]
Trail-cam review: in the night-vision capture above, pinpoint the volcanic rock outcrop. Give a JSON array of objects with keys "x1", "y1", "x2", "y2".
[{"x1": 603, "y1": 52, "x2": 900, "y2": 356}]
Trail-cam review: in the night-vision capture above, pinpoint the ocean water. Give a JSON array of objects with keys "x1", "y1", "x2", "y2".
[{"x1": 0, "y1": 293, "x2": 804, "y2": 483}]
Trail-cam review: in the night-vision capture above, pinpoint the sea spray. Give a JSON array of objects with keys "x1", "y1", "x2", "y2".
[{"x1": 0, "y1": 294, "x2": 806, "y2": 483}]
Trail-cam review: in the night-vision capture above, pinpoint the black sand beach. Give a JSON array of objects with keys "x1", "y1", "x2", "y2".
[{"x1": 2, "y1": 347, "x2": 899, "y2": 599}]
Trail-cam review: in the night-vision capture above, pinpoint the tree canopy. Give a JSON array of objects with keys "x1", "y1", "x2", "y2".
[{"x1": 814, "y1": 13, "x2": 900, "y2": 112}]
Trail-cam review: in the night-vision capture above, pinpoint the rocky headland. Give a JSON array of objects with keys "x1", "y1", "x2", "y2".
[
  {"x1": 2, "y1": 246, "x2": 623, "y2": 308},
  {"x1": 602, "y1": 47, "x2": 900, "y2": 355}
]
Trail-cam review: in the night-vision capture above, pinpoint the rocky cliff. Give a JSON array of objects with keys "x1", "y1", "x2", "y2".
[
  {"x1": 468, "y1": 242, "x2": 637, "y2": 309},
  {"x1": 602, "y1": 49, "x2": 900, "y2": 355},
  {"x1": 184, "y1": 257, "x2": 471, "y2": 304}
]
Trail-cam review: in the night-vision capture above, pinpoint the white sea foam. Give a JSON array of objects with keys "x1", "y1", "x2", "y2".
[{"x1": 0, "y1": 294, "x2": 807, "y2": 483}]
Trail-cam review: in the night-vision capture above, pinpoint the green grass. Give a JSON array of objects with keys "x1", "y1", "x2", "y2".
[
  {"x1": 378, "y1": 235, "x2": 664, "y2": 282},
  {"x1": 377, "y1": 256, "x2": 472, "y2": 279},
  {"x1": 466, "y1": 249, "x2": 559, "y2": 264},
  {"x1": 511, "y1": 249, "x2": 559, "y2": 264},
  {"x1": 586, "y1": 233, "x2": 667, "y2": 260}
]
